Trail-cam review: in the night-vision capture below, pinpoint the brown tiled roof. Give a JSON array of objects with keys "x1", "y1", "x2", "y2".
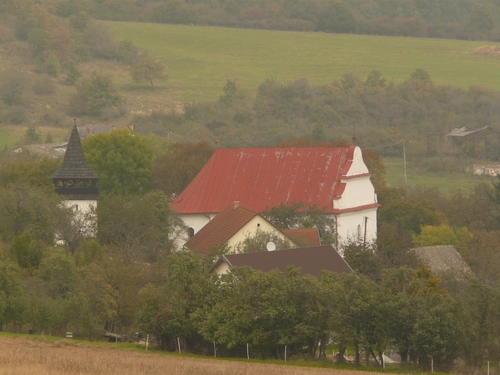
[
  {"x1": 412, "y1": 245, "x2": 473, "y2": 278},
  {"x1": 51, "y1": 123, "x2": 98, "y2": 180},
  {"x1": 282, "y1": 228, "x2": 321, "y2": 247},
  {"x1": 185, "y1": 203, "x2": 260, "y2": 255},
  {"x1": 212, "y1": 245, "x2": 352, "y2": 277}
]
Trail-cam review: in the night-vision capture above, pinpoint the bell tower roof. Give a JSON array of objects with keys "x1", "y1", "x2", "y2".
[
  {"x1": 51, "y1": 120, "x2": 98, "y2": 180},
  {"x1": 52, "y1": 120, "x2": 99, "y2": 200}
]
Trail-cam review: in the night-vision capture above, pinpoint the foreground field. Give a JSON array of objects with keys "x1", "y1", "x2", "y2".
[
  {"x1": 0, "y1": 336, "x2": 383, "y2": 375},
  {"x1": 107, "y1": 21, "x2": 500, "y2": 102}
]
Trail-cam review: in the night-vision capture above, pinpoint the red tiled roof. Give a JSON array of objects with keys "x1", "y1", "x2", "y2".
[
  {"x1": 212, "y1": 245, "x2": 352, "y2": 277},
  {"x1": 172, "y1": 146, "x2": 360, "y2": 214},
  {"x1": 185, "y1": 203, "x2": 259, "y2": 255},
  {"x1": 332, "y1": 202, "x2": 381, "y2": 214},
  {"x1": 282, "y1": 228, "x2": 321, "y2": 247}
]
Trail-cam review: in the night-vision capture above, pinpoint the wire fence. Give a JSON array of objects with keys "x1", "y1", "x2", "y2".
[{"x1": 137, "y1": 336, "x2": 500, "y2": 374}]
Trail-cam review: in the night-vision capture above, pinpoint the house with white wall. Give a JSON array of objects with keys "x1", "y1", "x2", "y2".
[
  {"x1": 184, "y1": 202, "x2": 296, "y2": 255},
  {"x1": 171, "y1": 146, "x2": 380, "y2": 253},
  {"x1": 210, "y1": 245, "x2": 353, "y2": 277}
]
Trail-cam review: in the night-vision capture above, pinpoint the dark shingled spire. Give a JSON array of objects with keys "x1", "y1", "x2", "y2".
[
  {"x1": 51, "y1": 120, "x2": 98, "y2": 180},
  {"x1": 51, "y1": 119, "x2": 99, "y2": 200}
]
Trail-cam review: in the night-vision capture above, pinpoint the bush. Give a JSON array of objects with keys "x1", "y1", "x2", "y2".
[
  {"x1": 64, "y1": 62, "x2": 82, "y2": 85},
  {"x1": 100, "y1": 105, "x2": 128, "y2": 121},
  {"x1": 82, "y1": 24, "x2": 117, "y2": 60},
  {"x1": 68, "y1": 71, "x2": 122, "y2": 116},
  {"x1": 116, "y1": 40, "x2": 139, "y2": 65},
  {"x1": 44, "y1": 54, "x2": 61, "y2": 77},
  {"x1": 0, "y1": 68, "x2": 28, "y2": 105},
  {"x1": 4, "y1": 105, "x2": 28, "y2": 124},
  {"x1": 41, "y1": 112, "x2": 65, "y2": 126},
  {"x1": 33, "y1": 75, "x2": 56, "y2": 95}
]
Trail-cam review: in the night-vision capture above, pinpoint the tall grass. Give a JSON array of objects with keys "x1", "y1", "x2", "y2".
[{"x1": 106, "y1": 21, "x2": 500, "y2": 102}]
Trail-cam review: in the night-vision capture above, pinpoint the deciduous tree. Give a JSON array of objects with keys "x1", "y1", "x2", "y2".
[
  {"x1": 96, "y1": 190, "x2": 185, "y2": 262},
  {"x1": 70, "y1": 71, "x2": 121, "y2": 116},
  {"x1": 152, "y1": 141, "x2": 214, "y2": 197},
  {"x1": 82, "y1": 128, "x2": 154, "y2": 195},
  {"x1": 130, "y1": 56, "x2": 166, "y2": 90}
]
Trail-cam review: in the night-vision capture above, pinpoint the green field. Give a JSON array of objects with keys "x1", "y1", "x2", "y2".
[
  {"x1": 107, "y1": 21, "x2": 500, "y2": 102},
  {"x1": 384, "y1": 157, "x2": 495, "y2": 193}
]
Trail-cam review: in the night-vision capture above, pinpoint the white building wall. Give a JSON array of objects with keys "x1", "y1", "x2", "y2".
[
  {"x1": 227, "y1": 216, "x2": 291, "y2": 252},
  {"x1": 214, "y1": 261, "x2": 231, "y2": 276},
  {"x1": 335, "y1": 207, "x2": 378, "y2": 255},
  {"x1": 64, "y1": 199, "x2": 96, "y2": 215},
  {"x1": 345, "y1": 147, "x2": 369, "y2": 176},
  {"x1": 55, "y1": 199, "x2": 98, "y2": 245},
  {"x1": 179, "y1": 213, "x2": 217, "y2": 235},
  {"x1": 334, "y1": 176, "x2": 377, "y2": 209}
]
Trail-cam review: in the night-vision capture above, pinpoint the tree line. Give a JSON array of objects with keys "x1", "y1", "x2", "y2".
[
  {"x1": 24, "y1": 0, "x2": 500, "y2": 42},
  {"x1": 137, "y1": 70, "x2": 500, "y2": 168}
]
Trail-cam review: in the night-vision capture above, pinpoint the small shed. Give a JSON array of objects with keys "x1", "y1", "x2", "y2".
[{"x1": 412, "y1": 245, "x2": 473, "y2": 279}]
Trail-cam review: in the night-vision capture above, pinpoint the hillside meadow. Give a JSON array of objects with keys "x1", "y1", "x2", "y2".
[
  {"x1": 383, "y1": 157, "x2": 495, "y2": 193},
  {"x1": 0, "y1": 336, "x2": 390, "y2": 375},
  {"x1": 106, "y1": 21, "x2": 500, "y2": 102}
]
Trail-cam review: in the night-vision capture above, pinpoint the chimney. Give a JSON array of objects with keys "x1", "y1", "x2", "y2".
[
  {"x1": 86, "y1": 127, "x2": 92, "y2": 137},
  {"x1": 233, "y1": 201, "x2": 239, "y2": 209},
  {"x1": 128, "y1": 125, "x2": 134, "y2": 131}
]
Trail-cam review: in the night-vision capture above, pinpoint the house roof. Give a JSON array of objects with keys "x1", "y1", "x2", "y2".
[
  {"x1": 185, "y1": 203, "x2": 286, "y2": 255},
  {"x1": 51, "y1": 123, "x2": 99, "y2": 180},
  {"x1": 172, "y1": 146, "x2": 363, "y2": 214},
  {"x1": 211, "y1": 245, "x2": 352, "y2": 277},
  {"x1": 412, "y1": 245, "x2": 473, "y2": 278},
  {"x1": 11, "y1": 142, "x2": 67, "y2": 159},
  {"x1": 282, "y1": 228, "x2": 321, "y2": 247},
  {"x1": 447, "y1": 126, "x2": 490, "y2": 137}
]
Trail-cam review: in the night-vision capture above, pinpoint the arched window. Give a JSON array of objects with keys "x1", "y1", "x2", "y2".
[
  {"x1": 357, "y1": 224, "x2": 362, "y2": 240},
  {"x1": 187, "y1": 227, "x2": 195, "y2": 238}
]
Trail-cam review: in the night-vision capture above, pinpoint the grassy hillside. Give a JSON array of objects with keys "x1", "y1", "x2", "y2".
[
  {"x1": 107, "y1": 21, "x2": 500, "y2": 102},
  {"x1": 383, "y1": 157, "x2": 495, "y2": 193}
]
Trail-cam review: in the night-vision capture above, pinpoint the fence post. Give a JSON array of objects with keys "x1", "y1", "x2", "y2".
[
  {"x1": 146, "y1": 334, "x2": 149, "y2": 351},
  {"x1": 177, "y1": 337, "x2": 181, "y2": 354},
  {"x1": 214, "y1": 341, "x2": 216, "y2": 358},
  {"x1": 431, "y1": 357, "x2": 434, "y2": 373},
  {"x1": 488, "y1": 361, "x2": 490, "y2": 375},
  {"x1": 247, "y1": 343, "x2": 249, "y2": 360},
  {"x1": 285, "y1": 345, "x2": 287, "y2": 362}
]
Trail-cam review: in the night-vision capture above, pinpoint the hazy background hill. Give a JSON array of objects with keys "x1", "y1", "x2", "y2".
[{"x1": 1, "y1": 1, "x2": 500, "y2": 191}]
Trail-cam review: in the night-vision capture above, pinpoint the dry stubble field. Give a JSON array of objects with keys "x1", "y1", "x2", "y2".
[{"x1": 0, "y1": 337, "x2": 381, "y2": 375}]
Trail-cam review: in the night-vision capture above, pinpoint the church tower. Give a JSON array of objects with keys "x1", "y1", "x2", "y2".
[{"x1": 51, "y1": 120, "x2": 99, "y2": 217}]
